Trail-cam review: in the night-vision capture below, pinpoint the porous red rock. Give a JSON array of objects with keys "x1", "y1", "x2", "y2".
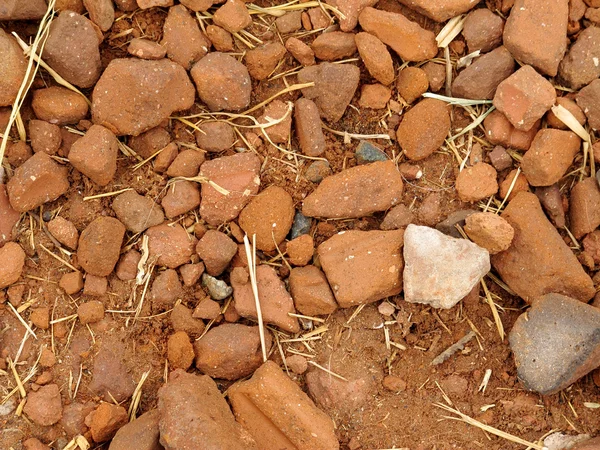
[
  {"x1": 84, "y1": 0, "x2": 114, "y2": 31},
  {"x1": 137, "y1": 0, "x2": 175, "y2": 7},
  {"x1": 0, "y1": 184, "x2": 19, "y2": 246},
  {"x1": 325, "y1": 0, "x2": 377, "y2": 31},
  {"x1": 32, "y1": 87, "x2": 89, "y2": 126},
  {"x1": 171, "y1": 304, "x2": 206, "y2": 337},
  {"x1": 380, "y1": 204, "x2": 414, "y2": 230},
  {"x1": 306, "y1": 368, "x2": 373, "y2": 417},
  {"x1": 462, "y1": 8, "x2": 504, "y2": 53},
  {"x1": 396, "y1": 0, "x2": 479, "y2": 22},
  {"x1": 213, "y1": 0, "x2": 252, "y2": 33},
  {"x1": 491, "y1": 192, "x2": 595, "y2": 303},
  {"x1": 0, "y1": 242, "x2": 25, "y2": 289},
  {"x1": 499, "y1": 168, "x2": 529, "y2": 200},
  {"x1": 69, "y1": 125, "x2": 119, "y2": 186},
  {"x1": 23, "y1": 384, "x2": 62, "y2": 426},
  {"x1": 258, "y1": 100, "x2": 293, "y2": 144},
  {"x1": 60, "y1": 272, "x2": 84, "y2": 294},
  {"x1": 162, "y1": 4, "x2": 209, "y2": 70},
  {"x1": 464, "y1": 212, "x2": 514, "y2": 255},
  {"x1": 289, "y1": 265, "x2": 338, "y2": 316},
  {"x1": 112, "y1": 190, "x2": 164, "y2": 233},
  {"x1": 29, "y1": 120, "x2": 62, "y2": 155},
  {"x1": 318, "y1": 230, "x2": 404, "y2": 307},
  {"x1": 151, "y1": 269, "x2": 183, "y2": 310},
  {"x1": 89, "y1": 343, "x2": 136, "y2": 402},
  {"x1": 577, "y1": 79, "x2": 600, "y2": 129},
  {"x1": 245, "y1": 42, "x2": 287, "y2": 80},
  {"x1": 275, "y1": 11, "x2": 302, "y2": 34},
  {"x1": 484, "y1": 110, "x2": 539, "y2": 150},
  {"x1": 78, "y1": 301, "x2": 105, "y2": 325},
  {"x1": 396, "y1": 67, "x2": 429, "y2": 104},
  {"x1": 455, "y1": 162, "x2": 498, "y2": 203},
  {"x1": 86, "y1": 403, "x2": 128, "y2": 443},
  {"x1": 294, "y1": 98, "x2": 326, "y2": 157},
  {"x1": 168, "y1": 331, "x2": 195, "y2": 370},
  {"x1": 0, "y1": 0, "x2": 47, "y2": 20},
  {"x1": 358, "y1": 83, "x2": 391, "y2": 109},
  {"x1": 570, "y1": 177, "x2": 600, "y2": 239},
  {"x1": 109, "y1": 409, "x2": 161, "y2": 450},
  {"x1": 355, "y1": 32, "x2": 394, "y2": 86},
  {"x1": 559, "y1": 26, "x2": 600, "y2": 90},
  {"x1": 195, "y1": 121, "x2": 235, "y2": 152},
  {"x1": 196, "y1": 230, "x2": 238, "y2": 276},
  {"x1": 180, "y1": 262, "x2": 204, "y2": 287},
  {"x1": 206, "y1": 25, "x2": 234, "y2": 52},
  {"x1": 161, "y1": 180, "x2": 200, "y2": 218},
  {"x1": 129, "y1": 127, "x2": 171, "y2": 159},
  {"x1": 312, "y1": 31, "x2": 357, "y2": 61},
  {"x1": 78, "y1": 217, "x2": 125, "y2": 277},
  {"x1": 285, "y1": 37, "x2": 316, "y2": 66},
  {"x1": 84, "y1": 275, "x2": 107, "y2": 296},
  {"x1": 0, "y1": 30, "x2": 28, "y2": 107},
  {"x1": 127, "y1": 38, "x2": 167, "y2": 60},
  {"x1": 286, "y1": 234, "x2": 314, "y2": 266},
  {"x1": 302, "y1": 160, "x2": 403, "y2": 219},
  {"x1": 145, "y1": 223, "x2": 197, "y2": 269},
  {"x1": 166, "y1": 148, "x2": 205, "y2": 178}
]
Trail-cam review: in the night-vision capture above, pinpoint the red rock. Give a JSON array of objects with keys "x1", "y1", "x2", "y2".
[
  {"x1": 113, "y1": 0, "x2": 137, "y2": 11},
  {"x1": 312, "y1": 31, "x2": 356, "y2": 61},
  {"x1": 462, "y1": 8, "x2": 504, "y2": 53},
  {"x1": 6, "y1": 152, "x2": 69, "y2": 212},
  {"x1": 355, "y1": 32, "x2": 394, "y2": 86},
  {"x1": 484, "y1": 110, "x2": 539, "y2": 150},
  {"x1": 39, "y1": 348, "x2": 57, "y2": 368},
  {"x1": 464, "y1": 212, "x2": 514, "y2": 255},
  {"x1": 306, "y1": 368, "x2": 372, "y2": 417},
  {"x1": 0, "y1": 185, "x2": 19, "y2": 246},
  {"x1": 191, "y1": 52, "x2": 251, "y2": 112},
  {"x1": 285, "y1": 37, "x2": 316, "y2": 66},
  {"x1": 318, "y1": 230, "x2": 404, "y2": 307},
  {"x1": 180, "y1": 0, "x2": 213, "y2": 10},
  {"x1": 396, "y1": 67, "x2": 429, "y2": 104},
  {"x1": 493, "y1": 65, "x2": 556, "y2": 131},
  {"x1": 213, "y1": 0, "x2": 252, "y2": 33},
  {"x1": 24, "y1": 384, "x2": 62, "y2": 426},
  {"x1": 192, "y1": 297, "x2": 220, "y2": 319},
  {"x1": 168, "y1": 331, "x2": 195, "y2": 370},
  {"x1": 29, "y1": 120, "x2": 62, "y2": 155},
  {"x1": 546, "y1": 97, "x2": 586, "y2": 130},
  {"x1": 259, "y1": 100, "x2": 293, "y2": 144},
  {"x1": 503, "y1": 0, "x2": 568, "y2": 76},
  {"x1": 276, "y1": 11, "x2": 302, "y2": 33},
  {"x1": 137, "y1": 0, "x2": 175, "y2": 7},
  {"x1": 162, "y1": 5, "x2": 209, "y2": 70},
  {"x1": 113, "y1": 190, "x2": 165, "y2": 233},
  {"x1": 89, "y1": 343, "x2": 136, "y2": 402},
  {"x1": 492, "y1": 192, "x2": 595, "y2": 303},
  {"x1": 521, "y1": 129, "x2": 580, "y2": 186},
  {"x1": 452, "y1": 46, "x2": 515, "y2": 100},
  {"x1": 397, "y1": 98, "x2": 451, "y2": 161},
  {"x1": 245, "y1": 42, "x2": 287, "y2": 80},
  {"x1": 397, "y1": 0, "x2": 478, "y2": 21},
  {"x1": 22, "y1": 438, "x2": 50, "y2": 450},
  {"x1": 302, "y1": 160, "x2": 403, "y2": 218},
  {"x1": 166, "y1": 149, "x2": 204, "y2": 178},
  {"x1": 455, "y1": 162, "x2": 498, "y2": 202},
  {"x1": 78, "y1": 217, "x2": 125, "y2": 276},
  {"x1": 109, "y1": 409, "x2": 161, "y2": 450},
  {"x1": 158, "y1": 370, "x2": 257, "y2": 449},
  {"x1": 116, "y1": 250, "x2": 141, "y2": 281},
  {"x1": 180, "y1": 262, "x2": 205, "y2": 287},
  {"x1": 69, "y1": 124, "x2": 118, "y2": 186},
  {"x1": 570, "y1": 178, "x2": 600, "y2": 239},
  {"x1": 286, "y1": 234, "x2": 314, "y2": 266},
  {"x1": 305, "y1": 160, "x2": 331, "y2": 183},
  {"x1": 535, "y1": 184, "x2": 566, "y2": 228},
  {"x1": 298, "y1": 62, "x2": 360, "y2": 122},
  {"x1": 86, "y1": 403, "x2": 128, "y2": 442},
  {"x1": 383, "y1": 375, "x2": 407, "y2": 392},
  {"x1": 153, "y1": 143, "x2": 179, "y2": 173},
  {"x1": 60, "y1": 402, "x2": 95, "y2": 437},
  {"x1": 294, "y1": 98, "x2": 326, "y2": 157},
  {"x1": 499, "y1": 168, "x2": 529, "y2": 200},
  {"x1": 92, "y1": 59, "x2": 195, "y2": 136},
  {"x1": 381, "y1": 204, "x2": 414, "y2": 230},
  {"x1": 231, "y1": 265, "x2": 300, "y2": 333},
  {"x1": 83, "y1": 0, "x2": 114, "y2": 31},
  {"x1": 325, "y1": 0, "x2": 377, "y2": 31},
  {"x1": 577, "y1": 79, "x2": 600, "y2": 129},
  {"x1": 127, "y1": 38, "x2": 167, "y2": 60},
  {"x1": 152, "y1": 269, "x2": 183, "y2": 310},
  {"x1": 195, "y1": 121, "x2": 235, "y2": 152},
  {"x1": 196, "y1": 230, "x2": 238, "y2": 275},
  {"x1": 171, "y1": 304, "x2": 205, "y2": 337},
  {"x1": 128, "y1": 127, "x2": 171, "y2": 159},
  {"x1": 43, "y1": 11, "x2": 101, "y2": 88},
  {"x1": 6, "y1": 141, "x2": 33, "y2": 168},
  {"x1": 77, "y1": 301, "x2": 105, "y2": 324},
  {"x1": 146, "y1": 223, "x2": 197, "y2": 268},
  {"x1": 289, "y1": 265, "x2": 338, "y2": 315},
  {"x1": 0, "y1": 0, "x2": 47, "y2": 20},
  {"x1": 194, "y1": 324, "x2": 271, "y2": 380},
  {"x1": 286, "y1": 354, "x2": 308, "y2": 374},
  {"x1": 307, "y1": 7, "x2": 330, "y2": 28},
  {"x1": 206, "y1": 24, "x2": 234, "y2": 52},
  {"x1": 83, "y1": 275, "x2": 107, "y2": 296},
  {"x1": 162, "y1": 180, "x2": 200, "y2": 219},
  {"x1": 30, "y1": 307, "x2": 49, "y2": 329},
  {"x1": 571, "y1": 437, "x2": 600, "y2": 450},
  {"x1": 358, "y1": 83, "x2": 391, "y2": 109},
  {"x1": 59, "y1": 271, "x2": 84, "y2": 294},
  {"x1": 228, "y1": 361, "x2": 338, "y2": 450},
  {"x1": 559, "y1": 27, "x2": 600, "y2": 90},
  {"x1": 422, "y1": 62, "x2": 446, "y2": 92},
  {"x1": 47, "y1": 223, "x2": 75, "y2": 257},
  {"x1": 32, "y1": 87, "x2": 89, "y2": 126},
  {"x1": 358, "y1": 7, "x2": 437, "y2": 61}
]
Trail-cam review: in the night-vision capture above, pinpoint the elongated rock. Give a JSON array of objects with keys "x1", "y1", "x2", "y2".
[
  {"x1": 491, "y1": 192, "x2": 595, "y2": 303},
  {"x1": 396, "y1": 0, "x2": 479, "y2": 22},
  {"x1": 0, "y1": 30, "x2": 28, "y2": 107},
  {"x1": 302, "y1": 160, "x2": 403, "y2": 219},
  {"x1": 569, "y1": 177, "x2": 600, "y2": 239}
]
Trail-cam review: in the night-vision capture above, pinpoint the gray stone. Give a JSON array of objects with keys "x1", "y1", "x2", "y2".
[
  {"x1": 290, "y1": 211, "x2": 312, "y2": 240},
  {"x1": 403, "y1": 224, "x2": 490, "y2": 309},
  {"x1": 509, "y1": 293, "x2": 600, "y2": 395},
  {"x1": 355, "y1": 141, "x2": 387, "y2": 164},
  {"x1": 202, "y1": 273, "x2": 232, "y2": 300}
]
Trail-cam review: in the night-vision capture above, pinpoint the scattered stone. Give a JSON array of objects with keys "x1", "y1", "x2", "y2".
[
  {"x1": 312, "y1": 31, "x2": 356, "y2": 61},
  {"x1": 30, "y1": 307, "x2": 49, "y2": 330},
  {"x1": 326, "y1": 0, "x2": 377, "y2": 31},
  {"x1": 22, "y1": 438, "x2": 50, "y2": 450},
  {"x1": 577, "y1": 79, "x2": 600, "y2": 129},
  {"x1": 206, "y1": 25, "x2": 234, "y2": 52},
  {"x1": 452, "y1": 46, "x2": 515, "y2": 100},
  {"x1": 113, "y1": 0, "x2": 137, "y2": 11},
  {"x1": 245, "y1": 42, "x2": 287, "y2": 81},
  {"x1": 291, "y1": 211, "x2": 312, "y2": 239},
  {"x1": 397, "y1": 0, "x2": 479, "y2": 22},
  {"x1": 129, "y1": 126, "x2": 171, "y2": 159},
  {"x1": 112, "y1": 190, "x2": 164, "y2": 234},
  {"x1": 305, "y1": 161, "x2": 331, "y2": 183},
  {"x1": 202, "y1": 273, "x2": 233, "y2": 300},
  {"x1": 422, "y1": 62, "x2": 446, "y2": 92},
  {"x1": 285, "y1": 37, "x2": 316, "y2": 66},
  {"x1": 488, "y1": 145, "x2": 512, "y2": 171},
  {"x1": 162, "y1": 180, "x2": 200, "y2": 218},
  {"x1": 127, "y1": 38, "x2": 167, "y2": 60},
  {"x1": 179, "y1": 0, "x2": 213, "y2": 11},
  {"x1": 358, "y1": 83, "x2": 391, "y2": 109},
  {"x1": 535, "y1": 184, "x2": 566, "y2": 228},
  {"x1": 47, "y1": 216, "x2": 79, "y2": 250},
  {"x1": 397, "y1": 98, "x2": 451, "y2": 161},
  {"x1": 294, "y1": 98, "x2": 325, "y2": 157},
  {"x1": 318, "y1": 230, "x2": 404, "y2": 307},
  {"x1": 166, "y1": 148, "x2": 205, "y2": 178},
  {"x1": 77, "y1": 301, "x2": 105, "y2": 325},
  {"x1": 83, "y1": 275, "x2": 107, "y2": 296},
  {"x1": 152, "y1": 269, "x2": 183, "y2": 310},
  {"x1": 258, "y1": 100, "x2": 292, "y2": 144},
  {"x1": 276, "y1": 11, "x2": 302, "y2": 34},
  {"x1": 491, "y1": 192, "x2": 595, "y2": 303},
  {"x1": 92, "y1": 58, "x2": 195, "y2": 136},
  {"x1": 238, "y1": 186, "x2": 295, "y2": 252},
  {"x1": 307, "y1": 7, "x2": 329, "y2": 28},
  {"x1": 5, "y1": 141, "x2": 32, "y2": 168},
  {"x1": 503, "y1": 0, "x2": 568, "y2": 76},
  {"x1": 24, "y1": 384, "x2": 62, "y2": 426},
  {"x1": 396, "y1": 67, "x2": 429, "y2": 104},
  {"x1": 162, "y1": 5, "x2": 209, "y2": 70},
  {"x1": 509, "y1": 293, "x2": 600, "y2": 395},
  {"x1": 213, "y1": 0, "x2": 252, "y2": 33},
  {"x1": 60, "y1": 272, "x2": 84, "y2": 294},
  {"x1": 286, "y1": 354, "x2": 308, "y2": 374},
  {"x1": 194, "y1": 324, "x2": 271, "y2": 380},
  {"x1": 29, "y1": 120, "x2": 62, "y2": 155},
  {"x1": 69, "y1": 125, "x2": 118, "y2": 186},
  {"x1": 306, "y1": 368, "x2": 372, "y2": 417},
  {"x1": 302, "y1": 160, "x2": 403, "y2": 218},
  {"x1": 78, "y1": 217, "x2": 125, "y2": 276},
  {"x1": 546, "y1": 97, "x2": 586, "y2": 130},
  {"x1": 196, "y1": 230, "x2": 237, "y2": 276},
  {"x1": 381, "y1": 204, "x2": 414, "y2": 230},
  {"x1": 499, "y1": 168, "x2": 529, "y2": 200},
  {"x1": 137, "y1": 0, "x2": 175, "y2": 7},
  {"x1": 570, "y1": 178, "x2": 600, "y2": 239},
  {"x1": 109, "y1": 409, "x2": 161, "y2": 450},
  {"x1": 168, "y1": 331, "x2": 195, "y2": 370},
  {"x1": 193, "y1": 297, "x2": 220, "y2": 320},
  {"x1": 355, "y1": 141, "x2": 387, "y2": 164},
  {"x1": 60, "y1": 401, "x2": 95, "y2": 438},
  {"x1": 464, "y1": 212, "x2": 514, "y2": 255},
  {"x1": 86, "y1": 403, "x2": 128, "y2": 443},
  {"x1": 84, "y1": 0, "x2": 114, "y2": 31},
  {"x1": 558, "y1": 26, "x2": 600, "y2": 90},
  {"x1": 232, "y1": 265, "x2": 299, "y2": 332},
  {"x1": 158, "y1": 370, "x2": 256, "y2": 449},
  {"x1": 289, "y1": 265, "x2": 338, "y2": 316},
  {"x1": 171, "y1": 304, "x2": 206, "y2": 337},
  {"x1": 32, "y1": 87, "x2": 89, "y2": 126},
  {"x1": 89, "y1": 344, "x2": 136, "y2": 403},
  {"x1": 354, "y1": 32, "x2": 394, "y2": 85},
  {"x1": 228, "y1": 361, "x2": 338, "y2": 450},
  {"x1": 403, "y1": 224, "x2": 490, "y2": 309},
  {"x1": 493, "y1": 65, "x2": 556, "y2": 131},
  {"x1": 6, "y1": 152, "x2": 70, "y2": 212},
  {"x1": 152, "y1": 142, "x2": 177, "y2": 172},
  {"x1": 146, "y1": 223, "x2": 196, "y2": 269},
  {"x1": 455, "y1": 162, "x2": 498, "y2": 203},
  {"x1": 0, "y1": 0, "x2": 47, "y2": 20},
  {"x1": 298, "y1": 62, "x2": 360, "y2": 122},
  {"x1": 383, "y1": 375, "x2": 407, "y2": 392},
  {"x1": 195, "y1": 121, "x2": 235, "y2": 152},
  {"x1": 378, "y1": 301, "x2": 395, "y2": 317},
  {"x1": 462, "y1": 8, "x2": 504, "y2": 53},
  {"x1": 180, "y1": 262, "x2": 205, "y2": 287},
  {"x1": 286, "y1": 234, "x2": 314, "y2": 266},
  {"x1": 43, "y1": 11, "x2": 102, "y2": 88}
]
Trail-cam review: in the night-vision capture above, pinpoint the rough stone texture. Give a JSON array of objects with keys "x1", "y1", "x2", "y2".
[
  {"x1": 396, "y1": 67, "x2": 429, "y2": 104},
  {"x1": 455, "y1": 162, "x2": 498, "y2": 202},
  {"x1": 84, "y1": 0, "x2": 114, "y2": 31},
  {"x1": 194, "y1": 324, "x2": 271, "y2": 380},
  {"x1": 23, "y1": 384, "x2": 62, "y2": 426},
  {"x1": 289, "y1": 265, "x2": 338, "y2": 316},
  {"x1": 0, "y1": 30, "x2": 28, "y2": 107},
  {"x1": 484, "y1": 110, "x2": 540, "y2": 150},
  {"x1": 546, "y1": 97, "x2": 586, "y2": 130},
  {"x1": 358, "y1": 7, "x2": 437, "y2": 61},
  {"x1": 536, "y1": 184, "x2": 566, "y2": 228},
  {"x1": 381, "y1": 204, "x2": 414, "y2": 230},
  {"x1": 77, "y1": 301, "x2": 105, "y2": 324},
  {"x1": 109, "y1": 409, "x2": 162, "y2": 450},
  {"x1": 491, "y1": 192, "x2": 595, "y2": 303},
  {"x1": 464, "y1": 212, "x2": 514, "y2": 255},
  {"x1": 129, "y1": 127, "x2": 171, "y2": 159},
  {"x1": 162, "y1": 4, "x2": 210, "y2": 70},
  {"x1": 89, "y1": 343, "x2": 136, "y2": 403},
  {"x1": 462, "y1": 8, "x2": 504, "y2": 53},
  {"x1": 312, "y1": 31, "x2": 357, "y2": 61},
  {"x1": 191, "y1": 52, "x2": 251, "y2": 112},
  {"x1": 231, "y1": 265, "x2": 300, "y2": 333},
  {"x1": 167, "y1": 331, "x2": 194, "y2": 370},
  {"x1": 158, "y1": 370, "x2": 256, "y2": 449},
  {"x1": 325, "y1": 0, "x2": 377, "y2": 32},
  {"x1": 396, "y1": 0, "x2": 479, "y2": 22},
  {"x1": 202, "y1": 273, "x2": 233, "y2": 301},
  {"x1": 127, "y1": 38, "x2": 167, "y2": 60},
  {"x1": 213, "y1": 0, "x2": 252, "y2": 33},
  {"x1": 166, "y1": 149, "x2": 205, "y2": 178},
  {"x1": 146, "y1": 223, "x2": 196, "y2": 269},
  {"x1": 403, "y1": 225, "x2": 490, "y2": 309},
  {"x1": 238, "y1": 186, "x2": 294, "y2": 251},
  {"x1": 69, "y1": 125, "x2": 119, "y2": 186},
  {"x1": 297, "y1": 62, "x2": 360, "y2": 122},
  {"x1": 228, "y1": 361, "x2": 339, "y2": 450},
  {"x1": 180, "y1": 0, "x2": 214, "y2": 11},
  {"x1": 397, "y1": 98, "x2": 451, "y2": 161},
  {"x1": 570, "y1": 177, "x2": 600, "y2": 239},
  {"x1": 499, "y1": 168, "x2": 529, "y2": 200},
  {"x1": 0, "y1": 0, "x2": 47, "y2": 20},
  {"x1": 559, "y1": 26, "x2": 600, "y2": 90},
  {"x1": 302, "y1": 160, "x2": 403, "y2": 219},
  {"x1": 112, "y1": 190, "x2": 164, "y2": 233},
  {"x1": 171, "y1": 304, "x2": 206, "y2": 337},
  {"x1": 285, "y1": 37, "x2": 316, "y2": 66},
  {"x1": 161, "y1": 180, "x2": 200, "y2": 218},
  {"x1": 0, "y1": 242, "x2": 25, "y2": 289},
  {"x1": 151, "y1": 269, "x2": 183, "y2": 310},
  {"x1": 452, "y1": 46, "x2": 514, "y2": 100},
  {"x1": 245, "y1": 42, "x2": 287, "y2": 81},
  {"x1": 509, "y1": 293, "x2": 600, "y2": 395},
  {"x1": 318, "y1": 230, "x2": 404, "y2": 307},
  {"x1": 259, "y1": 100, "x2": 292, "y2": 144},
  {"x1": 577, "y1": 79, "x2": 600, "y2": 129},
  {"x1": 137, "y1": 0, "x2": 175, "y2": 7},
  {"x1": 7, "y1": 152, "x2": 70, "y2": 213},
  {"x1": 195, "y1": 121, "x2": 235, "y2": 152},
  {"x1": 92, "y1": 58, "x2": 195, "y2": 136},
  {"x1": 0, "y1": 184, "x2": 20, "y2": 246},
  {"x1": 493, "y1": 65, "x2": 556, "y2": 131},
  {"x1": 503, "y1": 0, "x2": 569, "y2": 76},
  {"x1": 78, "y1": 217, "x2": 125, "y2": 277},
  {"x1": 521, "y1": 129, "x2": 581, "y2": 186},
  {"x1": 294, "y1": 98, "x2": 326, "y2": 157},
  {"x1": 199, "y1": 153, "x2": 261, "y2": 226},
  {"x1": 358, "y1": 83, "x2": 391, "y2": 109},
  {"x1": 275, "y1": 11, "x2": 302, "y2": 34},
  {"x1": 286, "y1": 234, "x2": 314, "y2": 266},
  {"x1": 355, "y1": 32, "x2": 394, "y2": 85},
  {"x1": 87, "y1": 403, "x2": 128, "y2": 442},
  {"x1": 196, "y1": 230, "x2": 238, "y2": 275},
  {"x1": 32, "y1": 87, "x2": 89, "y2": 126},
  {"x1": 29, "y1": 120, "x2": 62, "y2": 155},
  {"x1": 60, "y1": 271, "x2": 84, "y2": 294}
]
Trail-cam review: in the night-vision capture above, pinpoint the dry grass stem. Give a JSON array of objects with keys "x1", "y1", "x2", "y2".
[
  {"x1": 423, "y1": 92, "x2": 493, "y2": 106},
  {"x1": 39, "y1": 243, "x2": 79, "y2": 272},
  {"x1": 307, "y1": 360, "x2": 348, "y2": 381},
  {"x1": 322, "y1": 123, "x2": 391, "y2": 143},
  {"x1": 83, "y1": 188, "x2": 133, "y2": 201},
  {"x1": 431, "y1": 331, "x2": 475, "y2": 365},
  {"x1": 436, "y1": 15, "x2": 467, "y2": 48},
  {"x1": 7, "y1": 303, "x2": 37, "y2": 340},
  {"x1": 128, "y1": 370, "x2": 150, "y2": 421},
  {"x1": 496, "y1": 166, "x2": 521, "y2": 214},
  {"x1": 481, "y1": 278, "x2": 505, "y2": 341},
  {"x1": 244, "y1": 234, "x2": 268, "y2": 362}
]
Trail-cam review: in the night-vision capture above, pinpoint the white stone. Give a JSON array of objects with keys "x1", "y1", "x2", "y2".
[{"x1": 403, "y1": 224, "x2": 490, "y2": 309}]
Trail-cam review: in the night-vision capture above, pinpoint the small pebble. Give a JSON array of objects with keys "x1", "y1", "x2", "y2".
[{"x1": 202, "y1": 273, "x2": 233, "y2": 300}]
